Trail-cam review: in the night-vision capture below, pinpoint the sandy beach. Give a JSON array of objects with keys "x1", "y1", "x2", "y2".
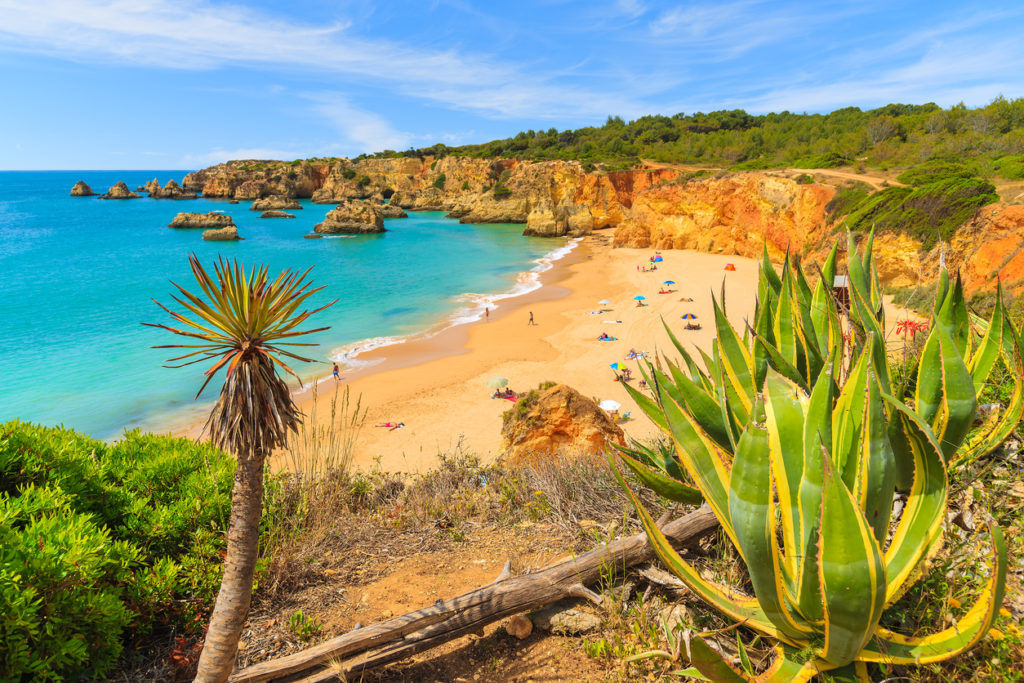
[{"x1": 249, "y1": 235, "x2": 761, "y2": 474}]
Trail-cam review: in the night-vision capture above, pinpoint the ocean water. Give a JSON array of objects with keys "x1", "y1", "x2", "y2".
[{"x1": 0, "y1": 171, "x2": 564, "y2": 439}]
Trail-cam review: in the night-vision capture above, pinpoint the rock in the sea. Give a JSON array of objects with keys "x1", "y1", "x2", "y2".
[
  {"x1": 168, "y1": 212, "x2": 235, "y2": 229},
  {"x1": 202, "y1": 226, "x2": 242, "y2": 241},
  {"x1": 260, "y1": 210, "x2": 295, "y2": 219},
  {"x1": 150, "y1": 179, "x2": 197, "y2": 199},
  {"x1": 229, "y1": 199, "x2": 240, "y2": 204},
  {"x1": 99, "y1": 181, "x2": 139, "y2": 199},
  {"x1": 379, "y1": 203, "x2": 408, "y2": 218},
  {"x1": 70, "y1": 181, "x2": 96, "y2": 197},
  {"x1": 251, "y1": 195, "x2": 301, "y2": 211},
  {"x1": 303, "y1": 233, "x2": 324, "y2": 239},
  {"x1": 314, "y1": 200, "x2": 385, "y2": 234},
  {"x1": 501, "y1": 383, "x2": 624, "y2": 466}
]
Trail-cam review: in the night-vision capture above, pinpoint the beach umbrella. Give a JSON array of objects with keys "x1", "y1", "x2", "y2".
[
  {"x1": 653, "y1": 256, "x2": 663, "y2": 262},
  {"x1": 663, "y1": 280, "x2": 675, "y2": 285},
  {"x1": 599, "y1": 399, "x2": 621, "y2": 412},
  {"x1": 633, "y1": 295, "x2": 646, "y2": 301},
  {"x1": 681, "y1": 313, "x2": 697, "y2": 319},
  {"x1": 598, "y1": 299, "x2": 611, "y2": 305},
  {"x1": 724, "y1": 263, "x2": 736, "y2": 271},
  {"x1": 609, "y1": 362, "x2": 622, "y2": 370},
  {"x1": 487, "y1": 376, "x2": 509, "y2": 390}
]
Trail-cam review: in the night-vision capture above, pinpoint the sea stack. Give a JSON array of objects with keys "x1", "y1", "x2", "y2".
[
  {"x1": 70, "y1": 181, "x2": 96, "y2": 197},
  {"x1": 150, "y1": 179, "x2": 197, "y2": 199},
  {"x1": 251, "y1": 195, "x2": 301, "y2": 211},
  {"x1": 168, "y1": 212, "x2": 235, "y2": 229},
  {"x1": 260, "y1": 210, "x2": 295, "y2": 218},
  {"x1": 99, "y1": 181, "x2": 139, "y2": 199},
  {"x1": 202, "y1": 227, "x2": 242, "y2": 241},
  {"x1": 313, "y1": 200, "x2": 385, "y2": 234}
]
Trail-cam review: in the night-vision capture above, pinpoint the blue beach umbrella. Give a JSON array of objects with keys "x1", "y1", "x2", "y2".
[
  {"x1": 633, "y1": 295, "x2": 646, "y2": 301},
  {"x1": 681, "y1": 313, "x2": 698, "y2": 319},
  {"x1": 609, "y1": 362, "x2": 622, "y2": 370},
  {"x1": 652, "y1": 255, "x2": 663, "y2": 262},
  {"x1": 663, "y1": 280, "x2": 675, "y2": 285}
]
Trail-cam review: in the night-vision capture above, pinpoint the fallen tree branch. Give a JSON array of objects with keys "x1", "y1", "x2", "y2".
[{"x1": 230, "y1": 505, "x2": 717, "y2": 682}]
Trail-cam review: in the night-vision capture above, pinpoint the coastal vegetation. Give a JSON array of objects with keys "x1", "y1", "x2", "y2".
[
  {"x1": 145, "y1": 255, "x2": 335, "y2": 682},
  {"x1": 362, "y1": 99, "x2": 1024, "y2": 179}
]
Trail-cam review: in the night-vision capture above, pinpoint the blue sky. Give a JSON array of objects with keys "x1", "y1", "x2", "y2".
[{"x1": 1, "y1": 0, "x2": 1022, "y2": 170}]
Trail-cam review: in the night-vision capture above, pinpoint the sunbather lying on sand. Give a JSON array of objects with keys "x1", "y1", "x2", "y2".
[{"x1": 375, "y1": 421, "x2": 405, "y2": 430}]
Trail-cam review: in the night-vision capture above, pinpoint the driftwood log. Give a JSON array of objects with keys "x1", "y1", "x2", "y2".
[{"x1": 230, "y1": 505, "x2": 718, "y2": 682}]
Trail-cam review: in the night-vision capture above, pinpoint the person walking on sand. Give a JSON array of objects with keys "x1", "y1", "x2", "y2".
[
  {"x1": 332, "y1": 363, "x2": 341, "y2": 381},
  {"x1": 528, "y1": 311, "x2": 535, "y2": 326},
  {"x1": 485, "y1": 307, "x2": 490, "y2": 322}
]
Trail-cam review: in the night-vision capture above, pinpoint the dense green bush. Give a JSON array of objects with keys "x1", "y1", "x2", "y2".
[
  {"x1": 792, "y1": 151, "x2": 851, "y2": 168},
  {"x1": 995, "y1": 155, "x2": 1024, "y2": 180},
  {"x1": 0, "y1": 422, "x2": 239, "y2": 681},
  {"x1": 341, "y1": 168, "x2": 356, "y2": 180},
  {"x1": 896, "y1": 160, "x2": 974, "y2": 186},
  {"x1": 843, "y1": 176, "x2": 998, "y2": 248},
  {"x1": 432, "y1": 173, "x2": 446, "y2": 189},
  {"x1": 825, "y1": 181, "x2": 873, "y2": 217}
]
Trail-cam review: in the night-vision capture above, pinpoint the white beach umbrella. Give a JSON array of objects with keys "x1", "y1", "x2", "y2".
[{"x1": 598, "y1": 399, "x2": 621, "y2": 412}]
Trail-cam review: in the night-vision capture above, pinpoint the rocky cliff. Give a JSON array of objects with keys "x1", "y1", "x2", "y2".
[{"x1": 180, "y1": 156, "x2": 1024, "y2": 296}]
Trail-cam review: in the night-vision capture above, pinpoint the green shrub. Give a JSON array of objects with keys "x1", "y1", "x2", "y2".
[
  {"x1": 825, "y1": 181, "x2": 873, "y2": 218},
  {"x1": 432, "y1": 173, "x2": 446, "y2": 189},
  {"x1": 844, "y1": 176, "x2": 998, "y2": 248},
  {"x1": 493, "y1": 185, "x2": 512, "y2": 198},
  {"x1": 794, "y1": 173, "x2": 814, "y2": 184},
  {"x1": 995, "y1": 155, "x2": 1024, "y2": 180},
  {"x1": 0, "y1": 422, "x2": 241, "y2": 681},
  {"x1": 460, "y1": 180, "x2": 470, "y2": 190},
  {"x1": 356, "y1": 175, "x2": 371, "y2": 187},
  {"x1": 341, "y1": 168, "x2": 356, "y2": 180},
  {"x1": 896, "y1": 160, "x2": 973, "y2": 186},
  {"x1": 793, "y1": 152, "x2": 851, "y2": 168}
]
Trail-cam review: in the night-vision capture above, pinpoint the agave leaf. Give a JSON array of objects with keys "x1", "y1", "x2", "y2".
[
  {"x1": 879, "y1": 395, "x2": 948, "y2": 606},
  {"x1": 608, "y1": 455, "x2": 782, "y2": 637},
  {"x1": 832, "y1": 340, "x2": 871, "y2": 488},
  {"x1": 966, "y1": 284, "x2": 1006, "y2": 394},
  {"x1": 616, "y1": 448, "x2": 703, "y2": 505},
  {"x1": 862, "y1": 525, "x2": 1006, "y2": 664},
  {"x1": 914, "y1": 322, "x2": 977, "y2": 463},
  {"x1": 688, "y1": 638, "x2": 825, "y2": 682},
  {"x1": 713, "y1": 296, "x2": 756, "y2": 419},
  {"x1": 773, "y1": 273, "x2": 800, "y2": 372},
  {"x1": 663, "y1": 361, "x2": 734, "y2": 451},
  {"x1": 817, "y1": 446, "x2": 886, "y2": 667},
  {"x1": 855, "y1": 364, "x2": 897, "y2": 545},
  {"x1": 728, "y1": 414, "x2": 813, "y2": 640}
]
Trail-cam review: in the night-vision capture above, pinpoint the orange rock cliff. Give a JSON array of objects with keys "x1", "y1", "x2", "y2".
[{"x1": 182, "y1": 159, "x2": 1024, "y2": 297}]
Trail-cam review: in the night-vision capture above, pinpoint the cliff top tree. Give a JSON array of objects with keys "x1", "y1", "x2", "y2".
[{"x1": 146, "y1": 255, "x2": 334, "y2": 682}]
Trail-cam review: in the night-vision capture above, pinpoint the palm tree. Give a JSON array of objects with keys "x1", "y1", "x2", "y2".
[{"x1": 146, "y1": 255, "x2": 335, "y2": 682}]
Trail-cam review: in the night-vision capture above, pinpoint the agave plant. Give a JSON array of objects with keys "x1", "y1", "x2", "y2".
[
  {"x1": 611, "y1": 236, "x2": 1015, "y2": 680},
  {"x1": 146, "y1": 255, "x2": 334, "y2": 682}
]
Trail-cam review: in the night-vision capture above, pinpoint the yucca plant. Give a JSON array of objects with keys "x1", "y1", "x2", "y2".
[
  {"x1": 146, "y1": 255, "x2": 334, "y2": 683},
  {"x1": 611, "y1": 236, "x2": 1015, "y2": 681}
]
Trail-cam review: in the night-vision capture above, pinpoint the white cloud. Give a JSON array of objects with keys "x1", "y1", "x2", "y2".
[
  {"x1": 0, "y1": 0, "x2": 644, "y2": 120},
  {"x1": 616, "y1": 0, "x2": 647, "y2": 19},
  {"x1": 304, "y1": 94, "x2": 414, "y2": 153}
]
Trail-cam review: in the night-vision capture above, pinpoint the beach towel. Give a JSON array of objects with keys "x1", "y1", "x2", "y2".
[
  {"x1": 598, "y1": 336, "x2": 618, "y2": 341},
  {"x1": 602, "y1": 320, "x2": 623, "y2": 323}
]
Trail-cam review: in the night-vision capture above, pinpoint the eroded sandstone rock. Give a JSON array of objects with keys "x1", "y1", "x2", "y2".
[
  {"x1": 260, "y1": 210, "x2": 295, "y2": 218},
  {"x1": 169, "y1": 212, "x2": 235, "y2": 229},
  {"x1": 150, "y1": 179, "x2": 197, "y2": 199},
  {"x1": 501, "y1": 383, "x2": 624, "y2": 467},
  {"x1": 313, "y1": 200, "x2": 385, "y2": 234},
  {"x1": 202, "y1": 226, "x2": 242, "y2": 241},
  {"x1": 99, "y1": 181, "x2": 139, "y2": 199},
  {"x1": 251, "y1": 195, "x2": 301, "y2": 211},
  {"x1": 70, "y1": 181, "x2": 95, "y2": 197}
]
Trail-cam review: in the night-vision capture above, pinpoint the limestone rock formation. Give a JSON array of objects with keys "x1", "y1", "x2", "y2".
[
  {"x1": 168, "y1": 212, "x2": 235, "y2": 229},
  {"x1": 313, "y1": 200, "x2": 385, "y2": 234},
  {"x1": 303, "y1": 233, "x2": 324, "y2": 239},
  {"x1": 202, "y1": 226, "x2": 242, "y2": 241},
  {"x1": 501, "y1": 383, "x2": 624, "y2": 467},
  {"x1": 378, "y1": 203, "x2": 408, "y2": 218},
  {"x1": 251, "y1": 195, "x2": 301, "y2": 211},
  {"x1": 524, "y1": 201, "x2": 594, "y2": 237},
  {"x1": 99, "y1": 182, "x2": 139, "y2": 199},
  {"x1": 950, "y1": 203, "x2": 1024, "y2": 296},
  {"x1": 149, "y1": 179, "x2": 197, "y2": 199},
  {"x1": 612, "y1": 173, "x2": 833, "y2": 260},
  {"x1": 144, "y1": 178, "x2": 160, "y2": 194},
  {"x1": 70, "y1": 181, "x2": 96, "y2": 197},
  {"x1": 260, "y1": 210, "x2": 295, "y2": 218}
]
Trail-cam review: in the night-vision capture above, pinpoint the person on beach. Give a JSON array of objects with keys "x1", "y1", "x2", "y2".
[
  {"x1": 485, "y1": 307, "x2": 490, "y2": 322},
  {"x1": 332, "y1": 363, "x2": 341, "y2": 381},
  {"x1": 376, "y1": 422, "x2": 404, "y2": 431},
  {"x1": 528, "y1": 311, "x2": 535, "y2": 325}
]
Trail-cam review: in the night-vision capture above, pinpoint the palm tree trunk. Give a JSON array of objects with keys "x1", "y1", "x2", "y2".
[{"x1": 195, "y1": 447, "x2": 265, "y2": 682}]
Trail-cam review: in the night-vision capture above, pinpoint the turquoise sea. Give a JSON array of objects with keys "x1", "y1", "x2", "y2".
[{"x1": 0, "y1": 171, "x2": 566, "y2": 439}]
